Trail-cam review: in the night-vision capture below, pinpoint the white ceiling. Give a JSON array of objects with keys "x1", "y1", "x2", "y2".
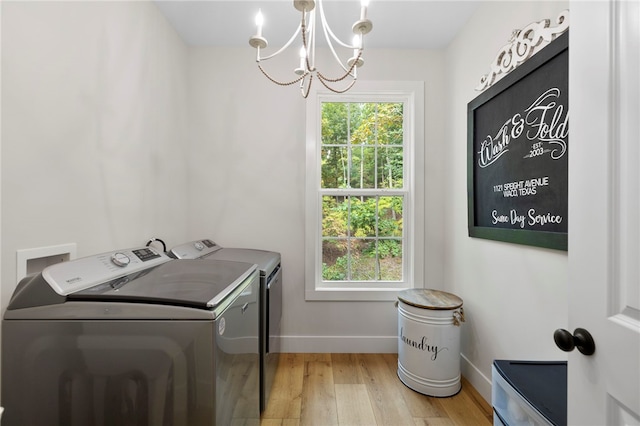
[{"x1": 153, "y1": 1, "x2": 482, "y2": 49}]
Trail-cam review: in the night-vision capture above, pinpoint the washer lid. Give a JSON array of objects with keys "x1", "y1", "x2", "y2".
[
  {"x1": 70, "y1": 259, "x2": 257, "y2": 309},
  {"x1": 205, "y1": 247, "x2": 280, "y2": 275},
  {"x1": 397, "y1": 289, "x2": 463, "y2": 310}
]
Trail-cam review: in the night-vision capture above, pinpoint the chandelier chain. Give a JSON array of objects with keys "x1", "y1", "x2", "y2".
[
  {"x1": 317, "y1": 50, "x2": 361, "y2": 83},
  {"x1": 258, "y1": 64, "x2": 306, "y2": 87},
  {"x1": 316, "y1": 76, "x2": 357, "y2": 94}
]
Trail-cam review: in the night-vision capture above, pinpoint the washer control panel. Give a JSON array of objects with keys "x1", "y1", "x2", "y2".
[
  {"x1": 42, "y1": 247, "x2": 170, "y2": 296},
  {"x1": 169, "y1": 239, "x2": 222, "y2": 259}
]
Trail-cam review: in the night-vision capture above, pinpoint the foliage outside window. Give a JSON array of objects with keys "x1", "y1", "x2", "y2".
[
  {"x1": 305, "y1": 81, "x2": 424, "y2": 301},
  {"x1": 321, "y1": 102, "x2": 404, "y2": 282}
]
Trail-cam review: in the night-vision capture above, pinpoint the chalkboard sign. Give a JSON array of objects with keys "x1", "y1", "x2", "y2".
[{"x1": 467, "y1": 32, "x2": 568, "y2": 251}]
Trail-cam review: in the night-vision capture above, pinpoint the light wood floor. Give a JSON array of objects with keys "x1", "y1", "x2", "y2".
[{"x1": 261, "y1": 353, "x2": 492, "y2": 426}]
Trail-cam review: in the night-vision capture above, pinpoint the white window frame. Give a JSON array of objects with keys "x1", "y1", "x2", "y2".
[{"x1": 305, "y1": 81, "x2": 424, "y2": 301}]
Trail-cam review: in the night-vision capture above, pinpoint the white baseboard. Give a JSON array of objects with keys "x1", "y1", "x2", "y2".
[
  {"x1": 279, "y1": 335, "x2": 398, "y2": 353},
  {"x1": 461, "y1": 353, "x2": 492, "y2": 404}
]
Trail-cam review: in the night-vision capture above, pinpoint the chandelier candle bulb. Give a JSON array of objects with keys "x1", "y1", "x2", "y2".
[
  {"x1": 348, "y1": 35, "x2": 364, "y2": 68},
  {"x1": 353, "y1": 35, "x2": 361, "y2": 51},
  {"x1": 255, "y1": 10, "x2": 263, "y2": 37},
  {"x1": 249, "y1": 9, "x2": 267, "y2": 50},
  {"x1": 348, "y1": 35, "x2": 364, "y2": 69},
  {"x1": 295, "y1": 47, "x2": 307, "y2": 75},
  {"x1": 360, "y1": 0, "x2": 369, "y2": 21}
]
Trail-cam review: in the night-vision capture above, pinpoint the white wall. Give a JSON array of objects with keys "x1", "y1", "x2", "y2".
[
  {"x1": 187, "y1": 4, "x2": 570, "y2": 394},
  {"x1": 1, "y1": 1, "x2": 189, "y2": 310},
  {"x1": 187, "y1": 47, "x2": 447, "y2": 352},
  {"x1": 0, "y1": 0, "x2": 574, "y2": 406},
  {"x1": 444, "y1": 1, "x2": 570, "y2": 401}
]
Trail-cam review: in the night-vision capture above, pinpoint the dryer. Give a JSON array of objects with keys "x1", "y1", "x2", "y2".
[
  {"x1": 170, "y1": 239, "x2": 281, "y2": 412},
  {"x1": 2, "y1": 246, "x2": 260, "y2": 426}
]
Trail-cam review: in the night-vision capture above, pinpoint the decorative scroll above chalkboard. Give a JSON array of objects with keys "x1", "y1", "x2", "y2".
[
  {"x1": 476, "y1": 10, "x2": 569, "y2": 92},
  {"x1": 467, "y1": 24, "x2": 569, "y2": 251}
]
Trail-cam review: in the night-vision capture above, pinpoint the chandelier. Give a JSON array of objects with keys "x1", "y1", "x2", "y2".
[{"x1": 249, "y1": 0, "x2": 373, "y2": 98}]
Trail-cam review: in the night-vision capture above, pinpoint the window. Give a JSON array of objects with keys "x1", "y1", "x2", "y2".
[{"x1": 305, "y1": 81, "x2": 424, "y2": 301}]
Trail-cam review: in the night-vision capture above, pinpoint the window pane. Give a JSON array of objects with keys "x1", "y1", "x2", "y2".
[
  {"x1": 376, "y1": 103, "x2": 403, "y2": 146},
  {"x1": 349, "y1": 147, "x2": 376, "y2": 188},
  {"x1": 349, "y1": 103, "x2": 365, "y2": 139},
  {"x1": 350, "y1": 196, "x2": 376, "y2": 237},
  {"x1": 322, "y1": 238, "x2": 348, "y2": 280},
  {"x1": 379, "y1": 242, "x2": 403, "y2": 281},
  {"x1": 321, "y1": 195, "x2": 404, "y2": 282},
  {"x1": 378, "y1": 196, "x2": 403, "y2": 237},
  {"x1": 322, "y1": 195, "x2": 348, "y2": 237},
  {"x1": 352, "y1": 103, "x2": 376, "y2": 146},
  {"x1": 321, "y1": 146, "x2": 349, "y2": 189},
  {"x1": 322, "y1": 103, "x2": 348, "y2": 145},
  {"x1": 351, "y1": 238, "x2": 377, "y2": 281},
  {"x1": 377, "y1": 147, "x2": 403, "y2": 189}
]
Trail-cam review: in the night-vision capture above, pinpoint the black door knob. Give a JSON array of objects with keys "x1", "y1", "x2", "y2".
[{"x1": 554, "y1": 328, "x2": 596, "y2": 355}]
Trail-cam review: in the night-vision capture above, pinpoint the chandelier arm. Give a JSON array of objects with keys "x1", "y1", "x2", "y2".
[
  {"x1": 258, "y1": 63, "x2": 307, "y2": 86},
  {"x1": 318, "y1": 0, "x2": 355, "y2": 74},
  {"x1": 260, "y1": 23, "x2": 303, "y2": 62},
  {"x1": 322, "y1": 19, "x2": 351, "y2": 74},
  {"x1": 301, "y1": 14, "x2": 315, "y2": 73},
  {"x1": 318, "y1": 0, "x2": 355, "y2": 49},
  {"x1": 308, "y1": 9, "x2": 316, "y2": 69},
  {"x1": 301, "y1": 12, "x2": 316, "y2": 72}
]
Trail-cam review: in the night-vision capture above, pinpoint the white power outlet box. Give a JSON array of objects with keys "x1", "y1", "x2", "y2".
[{"x1": 16, "y1": 243, "x2": 77, "y2": 284}]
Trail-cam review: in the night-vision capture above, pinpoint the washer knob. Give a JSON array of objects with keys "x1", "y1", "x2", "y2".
[
  {"x1": 111, "y1": 252, "x2": 131, "y2": 267},
  {"x1": 194, "y1": 242, "x2": 204, "y2": 251}
]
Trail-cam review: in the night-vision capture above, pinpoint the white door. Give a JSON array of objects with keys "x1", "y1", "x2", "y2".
[{"x1": 568, "y1": 1, "x2": 640, "y2": 425}]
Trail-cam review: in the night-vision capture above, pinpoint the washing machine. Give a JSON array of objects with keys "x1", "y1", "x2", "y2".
[
  {"x1": 2, "y1": 246, "x2": 260, "y2": 426},
  {"x1": 169, "y1": 239, "x2": 281, "y2": 412}
]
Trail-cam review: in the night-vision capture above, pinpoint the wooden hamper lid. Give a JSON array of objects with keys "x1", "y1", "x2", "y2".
[{"x1": 397, "y1": 289, "x2": 463, "y2": 310}]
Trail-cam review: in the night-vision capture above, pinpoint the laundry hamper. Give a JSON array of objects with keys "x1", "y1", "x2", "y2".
[{"x1": 396, "y1": 289, "x2": 465, "y2": 397}]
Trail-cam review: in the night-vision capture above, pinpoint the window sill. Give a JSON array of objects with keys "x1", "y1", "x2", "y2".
[{"x1": 305, "y1": 286, "x2": 410, "y2": 302}]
